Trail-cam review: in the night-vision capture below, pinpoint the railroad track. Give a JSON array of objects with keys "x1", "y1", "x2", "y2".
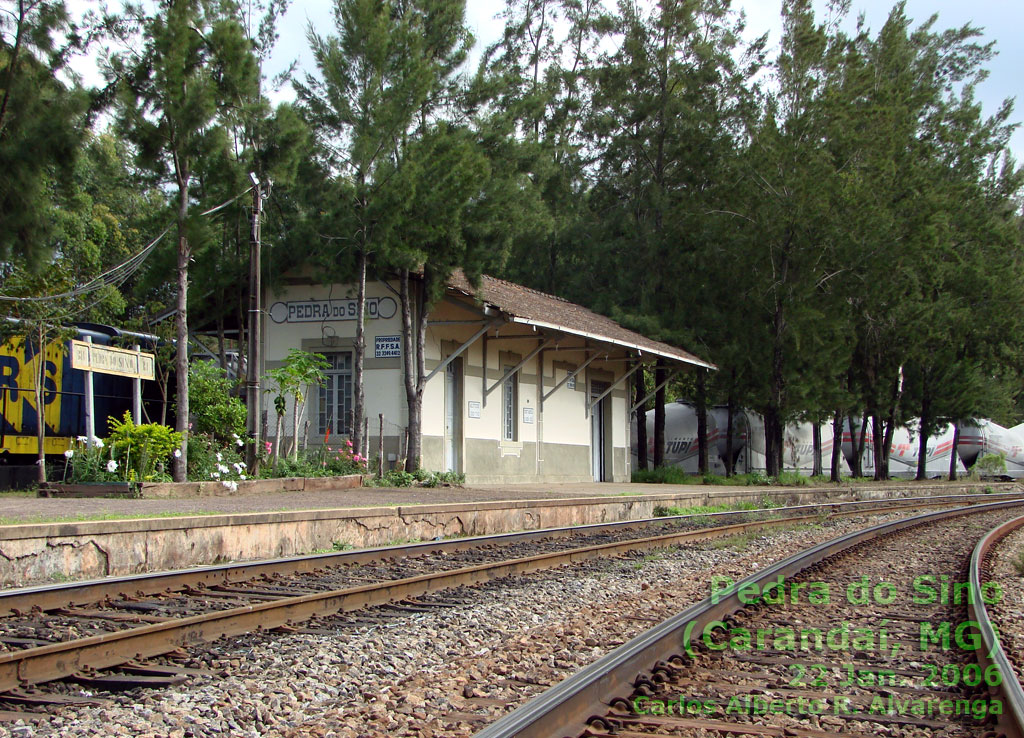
[
  {"x1": 476, "y1": 498, "x2": 1024, "y2": 738},
  {"x1": 0, "y1": 493, "x2": 1017, "y2": 722}
]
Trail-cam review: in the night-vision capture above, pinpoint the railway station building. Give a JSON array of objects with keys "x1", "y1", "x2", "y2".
[{"x1": 261, "y1": 271, "x2": 712, "y2": 484}]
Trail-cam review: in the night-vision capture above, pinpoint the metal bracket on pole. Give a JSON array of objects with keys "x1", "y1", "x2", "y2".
[
  {"x1": 540, "y1": 351, "x2": 600, "y2": 409},
  {"x1": 630, "y1": 366, "x2": 683, "y2": 413},
  {"x1": 587, "y1": 362, "x2": 644, "y2": 416},
  {"x1": 423, "y1": 321, "x2": 500, "y2": 384},
  {"x1": 484, "y1": 338, "x2": 555, "y2": 397}
]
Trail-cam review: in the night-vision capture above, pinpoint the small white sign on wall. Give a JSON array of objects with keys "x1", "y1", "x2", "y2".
[
  {"x1": 468, "y1": 401, "x2": 481, "y2": 418},
  {"x1": 566, "y1": 372, "x2": 576, "y2": 389},
  {"x1": 522, "y1": 407, "x2": 534, "y2": 424},
  {"x1": 374, "y1": 335, "x2": 401, "y2": 358}
]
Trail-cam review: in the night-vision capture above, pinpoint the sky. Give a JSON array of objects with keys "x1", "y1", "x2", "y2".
[
  {"x1": 66, "y1": 0, "x2": 1022, "y2": 160},
  {"x1": 264, "y1": 0, "x2": 1023, "y2": 161}
]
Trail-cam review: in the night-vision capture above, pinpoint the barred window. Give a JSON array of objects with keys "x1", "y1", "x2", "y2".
[
  {"x1": 318, "y1": 352, "x2": 352, "y2": 435},
  {"x1": 502, "y1": 366, "x2": 518, "y2": 441}
]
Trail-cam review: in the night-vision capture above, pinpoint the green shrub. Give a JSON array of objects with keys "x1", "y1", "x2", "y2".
[
  {"x1": 419, "y1": 470, "x2": 466, "y2": 487},
  {"x1": 107, "y1": 412, "x2": 181, "y2": 482},
  {"x1": 971, "y1": 453, "x2": 1007, "y2": 479},
  {"x1": 187, "y1": 361, "x2": 246, "y2": 443},
  {"x1": 366, "y1": 468, "x2": 464, "y2": 488}
]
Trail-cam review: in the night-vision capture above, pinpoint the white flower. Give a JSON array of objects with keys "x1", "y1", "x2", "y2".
[
  {"x1": 212, "y1": 471, "x2": 220, "y2": 479},
  {"x1": 239, "y1": 474, "x2": 246, "y2": 481},
  {"x1": 216, "y1": 452, "x2": 223, "y2": 462},
  {"x1": 106, "y1": 459, "x2": 118, "y2": 473},
  {"x1": 76, "y1": 436, "x2": 87, "y2": 443},
  {"x1": 236, "y1": 439, "x2": 244, "y2": 447},
  {"x1": 173, "y1": 449, "x2": 182, "y2": 458},
  {"x1": 233, "y1": 462, "x2": 244, "y2": 472},
  {"x1": 217, "y1": 463, "x2": 229, "y2": 474},
  {"x1": 92, "y1": 437, "x2": 104, "y2": 448},
  {"x1": 222, "y1": 480, "x2": 232, "y2": 489},
  {"x1": 232, "y1": 433, "x2": 240, "y2": 440},
  {"x1": 64, "y1": 449, "x2": 74, "y2": 459},
  {"x1": 228, "y1": 481, "x2": 238, "y2": 491}
]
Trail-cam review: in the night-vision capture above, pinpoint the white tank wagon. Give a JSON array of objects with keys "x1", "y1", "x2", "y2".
[
  {"x1": 630, "y1": 401, "x2": 1024, "y2": 478},
  {"x1": 841, "y1": 418, "x2": 967, "y2": 479},
  {"x1": 630, "y1": 400, "x2": 729, "y2": 474},
  {"x1": 957, "y1": 419, "x2": 1024, "y2": 476},
  {"x1": 631, "y1": 401, "x2": 848, "y2": 476}
]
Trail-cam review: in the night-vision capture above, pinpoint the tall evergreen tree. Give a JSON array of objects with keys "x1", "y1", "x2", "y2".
[
  {"x1": 110, "y1": 0, "x2": 259, "y2": 480},
  {"x1": 0, "y1": 0, "x2": 88, "y2": 266}
]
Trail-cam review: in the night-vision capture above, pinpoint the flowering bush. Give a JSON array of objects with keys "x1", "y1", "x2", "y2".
[
  {"x1": 264, "y1": 439, "x2": 367, "y2": 478},
  {"x1": 187, "y1": 433, "x2": 248, "y2": 487},
  {"x1": 63, "y1": 437, "x2": 121, "y2": 484}
]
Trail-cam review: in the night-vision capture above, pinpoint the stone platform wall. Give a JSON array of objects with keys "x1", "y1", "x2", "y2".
[{"x1": 0, "y1": 482, "x2": 1017, "y2": 586}]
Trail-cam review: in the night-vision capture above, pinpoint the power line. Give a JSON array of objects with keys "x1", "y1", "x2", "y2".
[{"x1": 0, "y1": 185, "x2": 255, "y2": 303}]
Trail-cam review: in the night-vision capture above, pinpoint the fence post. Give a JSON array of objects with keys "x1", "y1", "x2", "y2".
[
  {"x1": 84, "y1": 336, "x2": 95, "y2": 445},
  {"x1": 378, "y1": 414, "x2": 384, "y2": 479},
  {"x1": 132, "y1": 344, "x2": 142, "y2": 424}
]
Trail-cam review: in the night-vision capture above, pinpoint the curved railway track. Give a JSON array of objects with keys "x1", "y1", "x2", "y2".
[
  {"x1": 475, "y1": 498, "x2": 1024, "y2": 738},
  {"x1": 0, "y1": 493, "x2": 1012, "y2": 711}
]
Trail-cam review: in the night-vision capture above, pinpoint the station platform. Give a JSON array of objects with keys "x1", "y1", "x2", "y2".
[
  {"x1": 0, "y1": 479, "x2": 1017, "y2": 587},
  {"x1": 0, "y1": 481, "x2": 743, "y2": 524}
]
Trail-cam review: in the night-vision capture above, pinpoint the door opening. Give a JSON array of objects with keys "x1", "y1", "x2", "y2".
[
  {"x1": 444, "y1": 358, "x2": 462, "y2": 473},
  {"x1": 591, "y1": 381, "x2": 609, "y2": 481}
]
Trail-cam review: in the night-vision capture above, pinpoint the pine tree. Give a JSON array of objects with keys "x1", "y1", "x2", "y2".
[
  {"x1": 0, "y1": 0, "x2": 88, "y2": 266},
  {"x1": 110, "y1": 0, "x2": 259, "y2": 480}
]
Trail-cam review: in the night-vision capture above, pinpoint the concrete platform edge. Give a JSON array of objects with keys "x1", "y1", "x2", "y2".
[{"x1": 0, "y1": 481, "x2": 1017, "y2": 586}]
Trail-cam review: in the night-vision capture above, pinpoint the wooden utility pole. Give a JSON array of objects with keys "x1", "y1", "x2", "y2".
[{"x1": 246, "y1": 177, "x2": 263, "y2": 473}]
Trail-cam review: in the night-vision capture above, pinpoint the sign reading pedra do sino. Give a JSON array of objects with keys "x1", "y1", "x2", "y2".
[{"x1": 268, "y1": 297, "x2": 398, "y2": 324}]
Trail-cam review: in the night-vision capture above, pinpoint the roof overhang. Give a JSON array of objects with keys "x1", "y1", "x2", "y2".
[{"x1": 505, "y1": 316, "x2": 716, "y2": 370}]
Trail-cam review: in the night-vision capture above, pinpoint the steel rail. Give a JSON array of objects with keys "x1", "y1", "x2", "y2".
[
  {"x1": 968, "y1": 513, "x2": 1024, "y2": 738},
  {"x1": 472, "y1": 498, "x2": 1024, "y2": 738},
  {"x1": 0, "y1": 497, "x2": 991, "y2": 694},
  {"x1": 2, "y1": 491, "x2": 1016, "y2": 617}
]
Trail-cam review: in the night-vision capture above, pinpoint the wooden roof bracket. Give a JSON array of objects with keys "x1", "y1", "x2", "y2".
[
  {"x1": 630, "y1": 365, "x2": 683, "y2": 414},
  {"x1": 423, "y1": 319, "x2": 502, "y2": 384},
  {"x1": 586, "y1": 361, "x2": 644, "y2": 418},
  {"x1": 484, "y1": 337, "x2": 555, "y2": 398}
]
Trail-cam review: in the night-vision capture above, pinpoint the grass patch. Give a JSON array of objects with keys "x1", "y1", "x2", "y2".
[
  {"x1": 0, "y1": 488, "x2": 37, "y2": 498},
  {"x1": 632, "y1": 467, "x2": 702, "y2": 484},
  {"x1": 775, "y1": 471, "x2": 809, "y2": 486},
  {"x1": 652, "y1": 497, "x2": 783, "y2": 518},
  {"x1": 632, "y1": 468, "x2": 815, "y2": 487},
  {"x1": 710, "y1": 531, "x2": 759, "y2": 550},
  {"x1": 0, "y1": 509, "x2": 225, "y2": 526},
  {"x1": 652, "y1": 503, "x2": 735, "y2": 517}
]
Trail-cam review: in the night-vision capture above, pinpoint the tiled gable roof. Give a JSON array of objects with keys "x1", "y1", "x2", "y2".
[{"x1": 447, "y1": 271, "x2": 714, "y2": 369}]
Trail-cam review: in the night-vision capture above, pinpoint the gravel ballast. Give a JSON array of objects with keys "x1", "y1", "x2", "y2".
[{"x1": 0, "y1": 513, "x2": 942, "y2": 737}]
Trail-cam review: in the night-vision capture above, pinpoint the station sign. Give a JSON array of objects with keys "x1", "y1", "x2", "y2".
[
  {"x1": 268, "y1": 296, "x2": 398, "y2": 324},
  {"x1": 71, "y1": 341, "x2": 155, "y2": 380}
]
